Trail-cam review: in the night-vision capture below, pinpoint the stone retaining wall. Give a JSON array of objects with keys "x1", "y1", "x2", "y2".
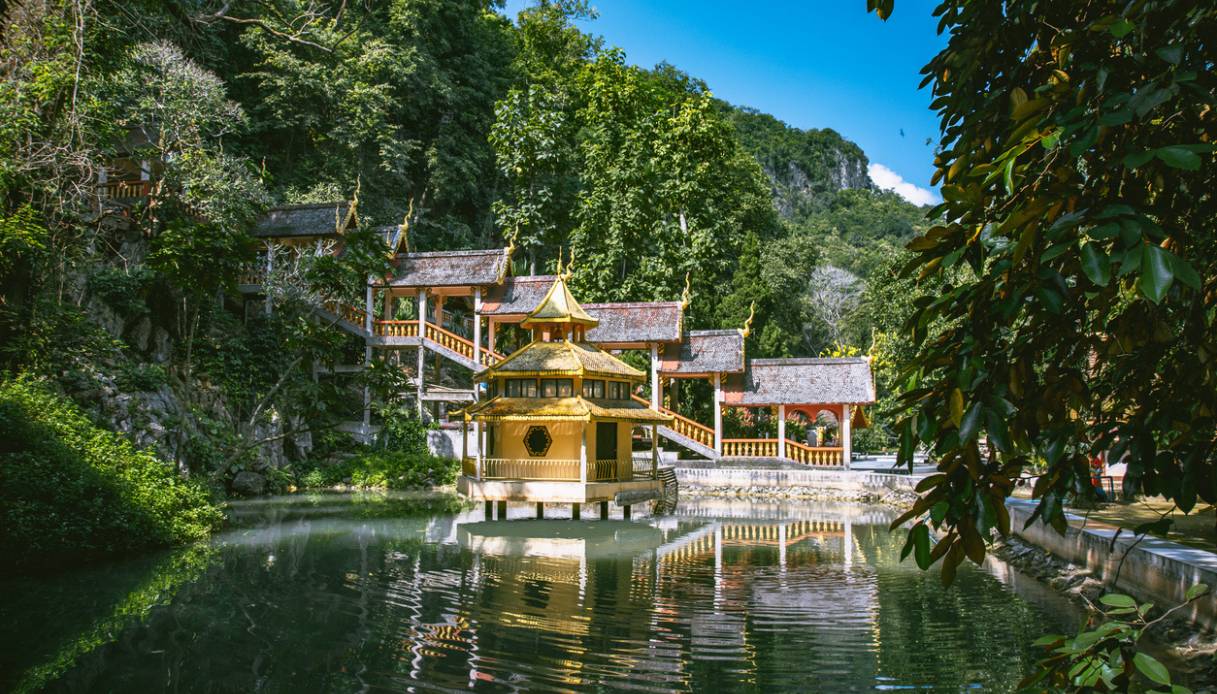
[
  {"x1": 674, "y1": 465, "x2": 920, "y2": 504},
  {"x1": 1008, "y1": 499, "x2": 1217, "y2": 630}
]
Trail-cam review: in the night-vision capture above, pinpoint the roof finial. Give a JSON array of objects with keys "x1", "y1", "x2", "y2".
[
  {"x1": 343, "y1": 176, "x2": 361, "y2": 234},
  {"x1": 680, "y1": 272, "x2": 691, "y2": 309},
  {"x1": 398, "y1": 197, "x2": 414, "y2": 253},
  {"x1": 498, "y1": 238, "x2": 516, "y2": 284},
  {"x1": 740, "y1": 301, "x2": 756, "y2": 338},
  {"x1": 555, "y1": 247, "x2": 564, "y2": 277},
  {"x1": 563, "y1": 246, "x2": 575, "y2": 280}
]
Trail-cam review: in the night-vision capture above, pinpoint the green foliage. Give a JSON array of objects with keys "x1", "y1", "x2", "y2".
[
  {"x1": 0, "y1": 377, "x2": 223, "y2": 570},
  {"x1": 85, "y1": 266, "x2": 154, "y2": 318},
  {"x1": 887, "y1": 0, "x2": 1217, "y2": 581},
  {"x1": 1021, "y1": 584, "x2": 1210, "y2": 692}
]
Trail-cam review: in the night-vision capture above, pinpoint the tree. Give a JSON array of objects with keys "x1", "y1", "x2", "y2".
[{"x1": 870, "y1": 1, "x2": 1217, "y2": 580}]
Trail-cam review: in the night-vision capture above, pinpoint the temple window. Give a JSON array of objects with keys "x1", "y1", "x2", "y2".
[
  {"x1": 606, "y1": 381, "x2": 625, "y2": 400},
  {"x1": 505, "y1": 378, "x2": 539, "y2": 397},
  {"x1": 582, "y1": 379, "x2": 605, "y2": 399},
  {"x1": 540, "y1": 378, "x2": 573, "y2": 397}
]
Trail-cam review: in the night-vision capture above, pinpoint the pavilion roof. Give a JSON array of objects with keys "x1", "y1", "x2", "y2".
[
  {"x1": 521, "y1": 277, "x2": 598, "y2": 328},
  {"x1": 384, "y1": 248, "x2": 510, "y2": 288},
  {"x1": 479, "y1": 340, "x2": 644, "y2": 382},
  {"x1": 463, "y1": 395, "x2": 671, "y2": 423},
  {"x1": 480, "y1": 275, "x2": 555, "y2": 316},
  {"x1": 252, "y1": 201, "x2": 355, "y2": 238},
  {"x1": 583, "y1": 302, "x2": 684, "y2": 346},
  {"x1": 659, "y1": 329, "x2": 746, "y2": 375},
  {"x1": 723, "y1": 357, "x2": 876, "y2": 406}
]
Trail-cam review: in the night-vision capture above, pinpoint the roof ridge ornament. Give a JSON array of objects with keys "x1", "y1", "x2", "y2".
[
  {"x1": 680, "y1": 272, "x2": 691, "y2": 309},
  {"x1": 342, "y1": 177, "x2": 361, "y2": 235},
  {"x1": 398, "y1": 197, "x2": 414, "y2": 253},
  {"x1": 740, "y1": 301, "x2": 756, "y2": 338},
  {"x1": 563, "y1": 247, "x2": 575, "y2": 281}
]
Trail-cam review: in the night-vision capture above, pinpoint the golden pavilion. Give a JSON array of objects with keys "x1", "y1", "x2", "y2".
[{"x1": 458, "y1": 274, "x2": 672, "y2": 520}]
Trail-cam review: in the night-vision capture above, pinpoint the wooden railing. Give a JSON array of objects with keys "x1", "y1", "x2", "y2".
[
  {"x1": 98, "y1": 179, "x2": 152, "y2": 200},
  {"x1": 784, "y1": 440, "x2": 844, "y2": 467},
  {"x1": 630, "y1": 394, "x2": 716, "y2": 449},
  {"x1": 482, "y1": 457, "x2": 581, "y2": 481},
  {"x1": 589, "y1": 459, "x2": 618, "y2": 481},
  {"x1": 425, "y1": 322, "x2": 474, "y2": 360},
  {"x1": 239, "y1": 266, "x2": 266, "y2": 286},
  {"x1": 323, "y1": 300, "x2": 368, "y2": 328},
  {"x1": 722, "y1": 439, "x2": 779, "y2": 458},
  {"x1": 373, "y1": 320, "x2": 418, "y2": 338}
]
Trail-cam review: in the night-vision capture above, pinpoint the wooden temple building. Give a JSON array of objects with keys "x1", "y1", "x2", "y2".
[{"x1": 237, "y1": 203, "x2": 877, "y2": 505}]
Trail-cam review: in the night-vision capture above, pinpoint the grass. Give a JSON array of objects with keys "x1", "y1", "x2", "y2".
[{"x1": 1070, "y1": 497, "x2": 1216, "y2": 551}]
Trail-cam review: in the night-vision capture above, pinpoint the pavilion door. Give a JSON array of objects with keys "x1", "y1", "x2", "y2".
[{"x1": 596, "y1": 422, "x2": 617, "y2": 461}]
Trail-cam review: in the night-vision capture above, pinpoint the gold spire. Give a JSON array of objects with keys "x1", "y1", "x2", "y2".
[
  {"x1": 521, "y1": 275, "x2": 598, "y2": 329},
  {"x1": 740, "y1": 301, "x2": 756, "y2": 338},
  {"x1": 680, "y1": 272, "x2": 691, "y2": 309}
]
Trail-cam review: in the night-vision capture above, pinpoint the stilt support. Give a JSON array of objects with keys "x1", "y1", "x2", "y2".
[
  {"x1": 483, "y1": 500, "x2": 492, "y2": 520},
  {"x1": 623, "y1": 504, "x2": 632, "y2": 519},
  {"x1": 572, "y1": 503, "x2": 581, "y2": 520},
  {"x1": 536, "y1": 502, "x2": 544, "y2": 519},
  {"x1": 600, "y1": 501, "x2": 609, "y2": 520},
  {"x1": 496, "y1": 500, "x2": 506, "y2": 519}
]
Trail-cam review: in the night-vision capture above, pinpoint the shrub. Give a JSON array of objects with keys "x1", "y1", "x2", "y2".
[{"x1": 0, "y1": 376, "x2": 224, "y2": 571}]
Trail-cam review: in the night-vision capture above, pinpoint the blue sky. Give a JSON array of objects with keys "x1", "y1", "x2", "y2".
[{"x1": 502, "y1": 0, "x2": 946, "y2": 204}]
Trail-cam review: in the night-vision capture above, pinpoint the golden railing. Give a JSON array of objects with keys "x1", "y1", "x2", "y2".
[
  {"x1": 631, "y1": 394, "x2": 716, "y2": 449},
  {"x1": 373, "y1": 320, "x2": 418, "y2": 338},
  {"x1": 721, "y1": 439, "x2": 779, "y2": 458},
  {"x1": 323, "y1": 300, "x2": 368, "y2": 328},
  {"x1": 425, "y1": 322, "x2": 474, "y2": 359},
  {"x1": 589, "y1": 459, "x2": 617, "y2": 481},
  {"x1": 482, "y1": 457, "x2": 581, "y2": 481},
  {"x1": 784, "y1": 439, "x2": 844, "y2": 467}
]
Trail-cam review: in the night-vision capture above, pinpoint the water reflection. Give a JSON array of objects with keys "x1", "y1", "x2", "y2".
[{"x1": 1, "y1": 493, "x2": 1076, "y2": 692}]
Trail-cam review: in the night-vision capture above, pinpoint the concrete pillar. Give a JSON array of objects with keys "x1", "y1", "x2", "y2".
[
  {"x1": 650, "y1": 343, "x2": 660, "y2": 409},
  {"x1": 361, "y1": 345, "x2": 372, "y2": 432},
  {"x1": 365, "y1": 282, "x2": 373, "y2": 335},
  {"x1": 417, "y1": 288, "x2": 427, "y2": 335},
  {"x1": 842, "y1": 404, "x2": 852, "y2": 470},
  {"x1": 777, "y1": 404, "x2": 787, "y2": 460},
  {"x1": 572, "y1": 503, "x2": 581, "y2": 520},
  {"x1": 600, "y1": 501, "x2": 609, "y2": 520},
  {"x1": 484, "y1": 500, "x2": 492, "y2": 520},
  {"x1": 651, "y1": 424, "x2": 658, "y2": 478},
  {"x1": 713, "y1": 373, "x2": 723, "y2": 456},
  {"x1": 580, "y1": 423, "x2": 588, "y2": 483},
  {"x1": 623, "y1": 505, "x2": 631, "y2": 519},
  {"x1": 264, "y1": 242, "x2": 274, "y2": 315},
  {"x1": 477, "y1": 424, "x2": 487, "y2": 479},
  {"x1": 536, "y1": 502, "x2": 544, "y2": 519},
  {"x1": 461, "y1": 419, "x2": 468, "y2": 462},
  {"x1": 416, "y1": 345, "x2": 425, "y2": 420},
  {"x1": 383, "y1": 291, "x2": 394, "y2": 320},
  {"x1": 497, "y1": 500, "x2": 506, "y2": 519},
  {"x1": 473, "y1": 287, "x2": 482, "y2": 365},
  {"x1": 488, "y1": 318, "x2": 496, "y2": 354}
]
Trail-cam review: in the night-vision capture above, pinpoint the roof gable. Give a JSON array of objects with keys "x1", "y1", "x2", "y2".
[
  {"x1": 583, "y1": 302, "x2": 684, "y2": 346},
  {"x1": 660, "y1": 329, "x2": 746, "y2": 375},
  {"x1": 385, "y1": 248, "x2": 509, "y2": 288},
  {"x1": 723, "y1": 357, "x2": 876, "y2": 406},
  {"x1": 253, "y1": 201, "x2": 354, "y2": 238}
]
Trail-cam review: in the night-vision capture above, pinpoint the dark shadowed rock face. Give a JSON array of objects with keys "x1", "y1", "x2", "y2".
[{"x1": 232, "y1": 471, "x2": 267, "y2": 496}]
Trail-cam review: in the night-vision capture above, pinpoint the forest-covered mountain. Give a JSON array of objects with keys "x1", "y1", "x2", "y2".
[{"x1": 0, "y1": 0, "x2": 927, "y2": 513}]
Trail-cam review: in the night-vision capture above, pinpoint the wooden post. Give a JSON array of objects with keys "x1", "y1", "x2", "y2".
[
  {"x1": 497, "y1": 499, "x2": 506, "y2": 519},
  {"x1": 842, "y1": 404, "x2": 852, "y2": 470},
  {"x1": 650, "y1": 343, "x2": 660, "y2": 409},
  {"x1": 651, "y1": 424, "x2": 658, "y2": 478},
  {"x1": 572, "y1": 503, "x2": 581, "y2": 520},
  {"x1": 484, "y1": 500, "x2": 492, "y2": 520},
  {"x1": 473, "y1": 287, "x2": 482, "y2": 365},
  {"x1": 536, "y1": 502, "x2": 544, "y2": 519},
  {"x1": 600, "y1": 501, "x2": 609, "y2": 520},
  {"x1": 488, "y1": 318, "x2": 497, "y2": 354},
  {"x1": 364, "y1": 282, "x2": 373, "y2": 335},
  {"x1": 713, "y1": 372, "x2": 723, "y2": 456},
  {"x1": 623, "y1": 504, "x2": 631, "y2": 519},
  {"x1": 777, "y1": 404, "x2": 787, "y2": 460},
  {"x1": 383, "y1": 291, "x2": 394, "y2": 320}
]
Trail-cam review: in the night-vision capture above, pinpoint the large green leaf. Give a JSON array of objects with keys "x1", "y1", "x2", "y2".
[
  {"x1": 1080, "y1": 242, "x2": 1110, "y2": 286},
  {"x1": 1133, "y1": 652, "x2": 1171, "y2": 686},
  {"x1": 1156, "y1": 146, "x2": 1201, "y2": 170},
  {"x1": 1139, "y1": 244, "x2": 1174, "y2": 303}
]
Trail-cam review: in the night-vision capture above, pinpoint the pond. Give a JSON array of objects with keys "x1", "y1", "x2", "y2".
[{"x1": 1, "y1": 492, "x2": 1079, "y2": 692}]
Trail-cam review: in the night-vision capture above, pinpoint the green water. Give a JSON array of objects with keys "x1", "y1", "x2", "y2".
[{"x1": 0, "y1": 492, "x2": 1078, "y2": 692}]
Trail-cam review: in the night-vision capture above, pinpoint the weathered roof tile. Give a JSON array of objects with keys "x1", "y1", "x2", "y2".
[
  {"x1": 386, "y1": 248, "x2": 510, "y2": 288},
  {"x1": 481, "y1": 275, "x2": 556, "y2": 315},
  {"x1": 723, "y1": 357, "x2": 876, "y2": 405},
  {"x1": 584, "y1": 302, "x2": 684, "y2": 346},
  {"x1": 253, "y1": 202, "x2": 353, "y2": 238},
  {"x1": 659, "y1": 329, "x2": 746, "y2": 374}
]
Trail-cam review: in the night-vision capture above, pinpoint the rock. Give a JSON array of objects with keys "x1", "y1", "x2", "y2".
[
  {"x1": 232, "y1": 471, "x2": 267, "y2": 496},
  {"x1": 1071, "y1": 578, "x2": 1105, "y2": 601}
]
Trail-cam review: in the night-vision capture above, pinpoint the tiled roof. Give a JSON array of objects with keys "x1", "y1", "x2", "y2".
[
  {"x1": 481, "y1": 341, "x2": 645, "y2": 381},
  {"x1": 385, "y1": 248, "x2": 510, "y2": 288},
  {"x1": 584, "y1": 302, "x2": 684, "y2": 346},
  {"x1": 252, "y1": 202, "x2": 353, "y2": 238},
  {"x1": 480, "y1": 275, "x2": 557, "y2": 315},
  {"x1": 463, "y1": 396, "x2": 671, "y2": 423},
  {"x1": 723, "y1": 357, "x2": 876, "y2": 406},
  {"x1": 659, "y1": 329, "x2": 746, "y2": 375}
]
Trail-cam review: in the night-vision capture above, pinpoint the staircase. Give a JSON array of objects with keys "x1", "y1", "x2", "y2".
[
  {"x1": 653, "y1": 466, "x2": 679, "y2": 514},
  {"x1": 316, "y1": 301, "x2": 504, "y2": 371},
  {"x1": 633, "y1": 395, "x2": 718, "y2": 459}
]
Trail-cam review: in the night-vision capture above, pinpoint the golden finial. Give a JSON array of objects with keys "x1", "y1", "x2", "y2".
[
  {"x1": 740, "y1": 301, "x2": 756, "y2": 338},
  {"x1": 562, "y1": 246, "x2": 575, "y2": 280},
  {"x1": 398, "y1": 197, "x2": 414, "y2": 253},
  {"x1": 342, "y1": 176, "x2": 361, "y2": 234},
  {"x1": 497, "y1": 238, "x2": 516, "y2": 284},
  {"x1": 680, "y1": 272, "x2": 691, "y2": 309},
  {"x1": 555, "y1": 247, "x2": 564, "y2": 277}
]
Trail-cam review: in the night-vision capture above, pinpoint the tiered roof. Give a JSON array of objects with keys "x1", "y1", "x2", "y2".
[
  {"x1": 660, "y1": 329, "x2": 746, "y2": 375},
  {"x1": 521, "y1": 276, "x2": 598, "y2": 328},
  {"x1": 479, "y1": 341, "x2": 643, "y2": 381},
  {"x1": 253, "y1": 201, "x2": 355, "y2": 238},
  {"x1": 464, "y1": 397, "x2": 669, "y2": 423},
  {"x1": 723, "y1": 357, "x2": 876, "y2": 406}
]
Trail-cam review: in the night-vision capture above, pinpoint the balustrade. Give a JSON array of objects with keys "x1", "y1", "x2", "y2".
[
  {"x1": 720, "y1": 438, "x2": 843, "y2": 467},
  {"x1": 481, "y1": 457, "x2": 581, "y2": 481},
  {"x1": 374, "y1": 320, "x2": 418, "y2": 338},
  {"x1": 98, "y1": 179, "x2": 152, "y2": 199}
]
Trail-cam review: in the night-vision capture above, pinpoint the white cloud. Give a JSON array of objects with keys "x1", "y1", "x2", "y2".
[{"x1": 867, "y1": 163, "x2": 939, "y2": 206}]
